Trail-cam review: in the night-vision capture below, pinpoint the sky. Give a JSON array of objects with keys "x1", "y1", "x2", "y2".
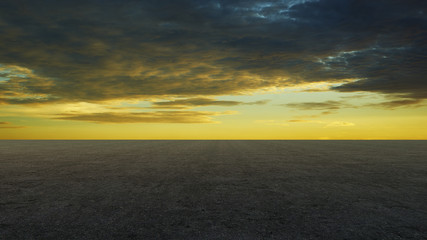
[{"x1": 0, "y1": 0, "x2": 426, "y2": 139}]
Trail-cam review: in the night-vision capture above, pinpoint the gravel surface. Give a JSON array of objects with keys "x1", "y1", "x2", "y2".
[{"x1": 1, "y1": 140, "x2": 426, "y2": 239}]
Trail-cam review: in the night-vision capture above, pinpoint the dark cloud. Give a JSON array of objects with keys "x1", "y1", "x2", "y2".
[
  {"x1": 152, "y1": 98, "x2": 242, "y2": 109},
  {"x1": 0, "y1": 97, "x2": 58, "y2": 105},
  {"x1": 292, "y1": 111, "x2": 335, "y2": 119},
  {"x1": 285, "y1": 97, "x2": 425, "y2": 111},
  {"x1": 54, "y1": 111, "x2": 233, "y2": 123},
  {"x1": 284, "y1": 100, "x2": 348, "y2": 110},
  {"x1": 244, "y1": 100, "x2": 271, "y2": 105},
  {"x1": 365, "y1": 99, "x2": 425, "y2": 109},
  {"x1": 284, "y1": 97, "x2": 426, "y2": 112},
  {"x1": 151, "y1": 98, "x2": 269, "y2": 109},
  {"x1": 0, "y1": 0, "x2": 425, "y2": 105}
]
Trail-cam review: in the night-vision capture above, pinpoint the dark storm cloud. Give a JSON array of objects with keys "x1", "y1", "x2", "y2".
[{"x1": 0, "y1": 0, "x2": 426, "y2": 105}]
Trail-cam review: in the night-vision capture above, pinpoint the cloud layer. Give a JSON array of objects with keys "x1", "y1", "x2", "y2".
[
  {"x1": 55, "y1": 111, "x2": 234, "y2": 124},
  {"x1": 151, "y1": 98, "x2": 269, "y2": 109},
  {"x1": 0, "y1": 0, "x2": 425, "y2": 107},
  {"x1": 0, "y1": 121, "x2": 25, "y2": 128}
]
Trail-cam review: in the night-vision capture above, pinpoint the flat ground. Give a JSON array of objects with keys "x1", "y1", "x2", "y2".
[{"x1": 0, "y1": 140, "x2": 426, "y2": 239}]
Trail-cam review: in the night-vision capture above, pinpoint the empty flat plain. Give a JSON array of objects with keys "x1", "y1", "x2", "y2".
[{"x1": 1, "y1": 140, "x2": 426, "y2": 239}]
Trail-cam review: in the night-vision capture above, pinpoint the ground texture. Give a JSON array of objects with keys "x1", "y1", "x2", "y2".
[{"x1": 1, "y1": 140, "x2": 426, "y2": 239}]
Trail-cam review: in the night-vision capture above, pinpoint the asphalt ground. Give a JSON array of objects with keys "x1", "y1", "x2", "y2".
[{"x1": 1, "y1": 140, "x2": 426, "y2": 239}]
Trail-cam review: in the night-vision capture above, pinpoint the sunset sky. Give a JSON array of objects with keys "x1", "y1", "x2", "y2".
[{"x1": 0, "y1": 0, "x2": 426, "y2": 139}]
